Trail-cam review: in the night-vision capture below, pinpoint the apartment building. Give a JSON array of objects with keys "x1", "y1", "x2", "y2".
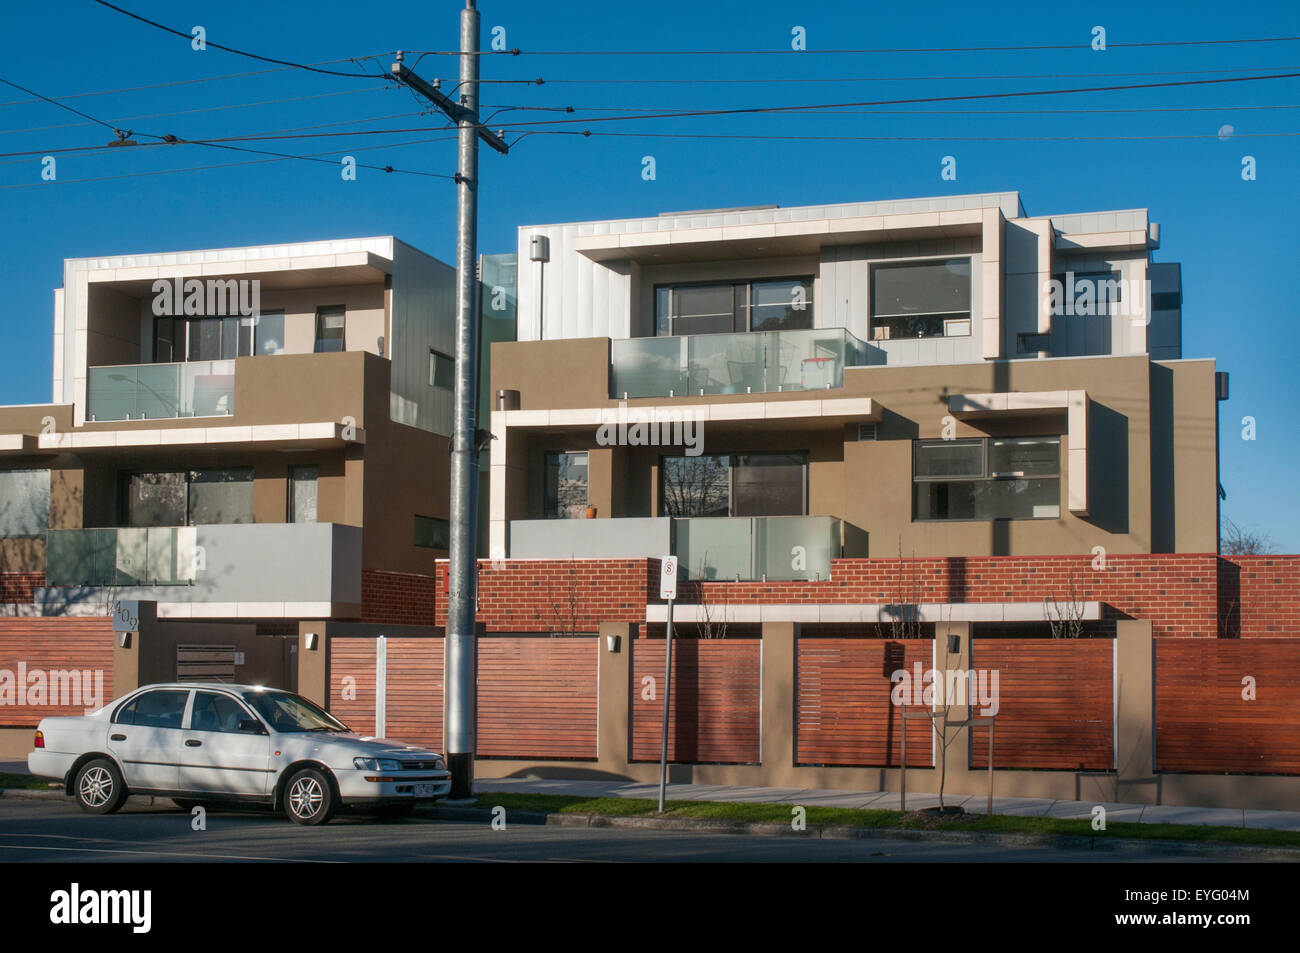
[
  {"x1": 0, "y1": 237, "x2": 522, "y2": 695},
  {"x1": 488, "y1": 191, "x2": 1218, "y2": 580}
]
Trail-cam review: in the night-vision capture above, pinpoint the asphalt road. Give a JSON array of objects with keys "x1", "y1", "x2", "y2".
[{"x1": 0, "y1": 796, "x2": 1246, "y2": 862}]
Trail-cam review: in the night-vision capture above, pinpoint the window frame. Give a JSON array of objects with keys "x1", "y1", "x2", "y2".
[
  {"x1": 657, "y1": 450, "x2": 810, "y2": 518},
  {"x1": 542, "y1": 450, "x2": 590, "y2": 519},
  {"x1": 869, "y1": 255, "x2": 974, "y2": 341},
  {"x1": 911, "y1": 436, "x2": 1062, "y2": 522},
  {"x1": 314, "y1": 305, "x2": 347, "y2": 353},
  {"x1": 653, "y1": 276, "x2": 815, "y2": 337}
]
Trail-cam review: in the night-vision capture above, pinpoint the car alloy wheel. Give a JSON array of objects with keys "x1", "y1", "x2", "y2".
[
  {"x1": 74, "y1": 758, "x2": 127, "y2": 815},
  {"x1": 80, "y1": 766, "x2": 113, "y2": 807},
  {"x1": 283, "y1": 767, "x2": 336, "y2": 826}
]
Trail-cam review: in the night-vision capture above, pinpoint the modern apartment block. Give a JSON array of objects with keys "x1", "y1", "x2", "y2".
[
  {"x1": 0, "y1": 237, "x2": 521, "y2": 661},
  {"x1": 488, "y1": 191, "x2": 1218, "y2": 579}
]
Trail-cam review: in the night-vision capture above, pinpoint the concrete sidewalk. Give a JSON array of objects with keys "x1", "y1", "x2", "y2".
[{"x1": 473, "y1": 777, "x2": 1300, "y2": 832}]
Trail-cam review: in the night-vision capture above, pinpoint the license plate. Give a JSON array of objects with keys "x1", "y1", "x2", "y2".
[{"x1": 413, "y1": 783, "x2": 438, "y2": 797}]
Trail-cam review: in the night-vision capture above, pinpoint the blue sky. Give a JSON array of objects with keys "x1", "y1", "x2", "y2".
[{"x1": 1, "y1": 0, "x2": 1297, "y2": 550}]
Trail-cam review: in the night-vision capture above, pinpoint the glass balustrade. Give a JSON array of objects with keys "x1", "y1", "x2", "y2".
[
  {"x1": 610, "y1": 328, "x2": 868, "y2": 398},
  {"x1": 87, "y1": 361, "x2": 235, "y2": 421},
  {"x1": 45, "y1": 527, "x2": 197, "y2": 586}
]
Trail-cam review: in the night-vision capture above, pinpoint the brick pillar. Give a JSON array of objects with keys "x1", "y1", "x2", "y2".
[
  {"x1": 761, "y1": 621, "x2": 798, "y2": 784},
  {"x1": 1115, "y1": 619, "x2": 1155, "y2": 804},
  {"x1": 112, "y1": 601, "x2": 156, "y2": 698},
  {"x1": 935, "y1": 621, "x2": 975, "y2": 800},
  {"x1": 298, "y1": 621, "x2": 329, "y2": 708},
  {"x1": 597, "y1": 621, "x2": 634, "y2": 775}
]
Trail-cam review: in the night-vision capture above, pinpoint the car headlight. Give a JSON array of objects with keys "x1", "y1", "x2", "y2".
[
  {"x1": 354, "y1": 757, "x2": 403, "y2": 771},
  {"x1": 432, "y1": 756, "x2": 445, "y2": 770}
]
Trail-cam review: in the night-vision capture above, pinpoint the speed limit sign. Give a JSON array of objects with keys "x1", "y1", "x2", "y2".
[{"x1": 659, "y1": 555, "x2": 678, "y2": 600}]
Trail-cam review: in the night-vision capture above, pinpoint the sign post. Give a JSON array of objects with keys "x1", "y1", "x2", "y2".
[{"x1": 657, "y1": 556, "x2": 677, "y2": 813}]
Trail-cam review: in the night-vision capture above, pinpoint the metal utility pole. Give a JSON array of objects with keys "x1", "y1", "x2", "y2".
[{"x1": 391, "y1": 1, "x2": 507, "y2": 800}]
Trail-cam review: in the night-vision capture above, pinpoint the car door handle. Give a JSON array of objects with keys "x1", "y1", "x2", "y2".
[
  {"x1": 110, "y1": 733, "x2": 126, "y2": 741},
  {"x1": 185, "y1": 739, "x2": 202, "y2": 747}
]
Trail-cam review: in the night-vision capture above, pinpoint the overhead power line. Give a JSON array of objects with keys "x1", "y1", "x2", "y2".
[
  {"x1": 406, "y1": 34, "x2": 1300, "y2": 56},
  {"x1": 91, "y1": 0, "x2": 394, "y2": 79},
  {"x1": 473, "y1": 64, "x2": 1300, "y2": 86},
  {"x1": 0, "y1": 56, "x2": 399, "y2": 109},
  {"x1": 480, "y1": 69, "x2": 1300, "y2": 128}
]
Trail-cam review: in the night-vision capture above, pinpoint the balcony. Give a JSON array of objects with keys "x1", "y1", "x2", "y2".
[
  {"x1": 40, "y1": 522, "x2": 361, "y2": 612},
  {"x1": 87, "y1": 361, "x2": 235, "y2": 422},
  {"x1": 507, "y1": 514, "x2": 867, "y2": 582},
  {"x1": 46, "y1": 527, "x2": 197, "y2": 586},
  {"x1": 610, "y1": 328, "x2": 871, "y2": 399}
]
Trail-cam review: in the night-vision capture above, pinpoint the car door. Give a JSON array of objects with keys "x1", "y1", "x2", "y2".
[
  {"x1": 106, "y1": 689, "x2": 191, "y2": 792},
  {"x1": 177, "y1": 690, "x2": 273, "y2": 797}
]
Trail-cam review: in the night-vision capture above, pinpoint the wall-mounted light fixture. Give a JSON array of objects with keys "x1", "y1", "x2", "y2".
[
  {"x1": 606, "y1": 634, "x2": 621, "y2": 653},
  {"x1": 118, "y1": 632, "x2": 131, "y2": 649},
  {"x1": 947, "y1": 635, "x2": 961, "y2": 655},
  {"x1": 305, "y1": 632, "x2": 319, "y2": 651}
]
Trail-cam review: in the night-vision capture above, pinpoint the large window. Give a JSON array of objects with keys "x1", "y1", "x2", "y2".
[
  {"x1": 544, "y1": 451, "x2": 589, "y2": 519},
  {"x1": 871, "y1": 257, "x2": 972, "y2": 340},
  {"x1": 655, "y1": 277, "x2": 814, "y2": 336},
  {"x1": 124, "y1": 468, "x2": 254, "y2": 527},
  {"x1": 913, "y1": 437, "x2": 1061, "y2": 521},
  {"x1": 660, "y1": 451, "x2": 808, "y2": 517},
  {"x1": 429, "y1": 349, "x2": 454, "y2": 391},
  {"x1": 154, "y1": 311, "x2": 284, "y2": 362}
]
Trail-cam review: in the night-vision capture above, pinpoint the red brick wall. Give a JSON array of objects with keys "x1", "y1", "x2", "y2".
[
  {"x1": 435, "y1": 559, "x2": 649, "y2": 631},
  {"x1": 435, "y1": 554, "x2": 1299, "y2": 639},
  {"x1": 0, "y1": 572, "x2": 43, "y2": 604},
  {"x1": 1219, "y1": 556, "x2": 1300, "y2": 638},
  {"x1": 360, "y1": 569, "x2": 436, "y2": 626}
]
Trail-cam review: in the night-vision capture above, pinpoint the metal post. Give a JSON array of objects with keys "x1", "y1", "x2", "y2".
[
  {"x1": 899, "y1": 707, "x2": 907, "y2": 814},
  {"x1": 445, "y1": 0, "x2": 481, "y2": 800},
  {"x1": 657, "y1": 598, "x2": 674, "y2": 813},
  {"x1": 987, "y1": 718, "x2": 995, "y2": 815}
]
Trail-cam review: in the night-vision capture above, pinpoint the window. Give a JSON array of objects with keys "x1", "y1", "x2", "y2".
[
  {"x1": 187, "y1": 468, "x2": 254, "y2": 525},
  {"x1": 1017, "y1": 332, "x2": 1051, "y2": 354},
  {"x1": 655, "y1": 277, "x2": 814, "y2": 336},
  {"x1": 255, "y1": 310, "x2": 285, "y2": 355},
  {"x1": 871, "y1": 257, "x2": 972, "y2": 340},
  {"x1": 414, "y1": 515, "x2": 450, "y2": 549},
  {"x1": 1051, "y1": 270, "x2": 1122, "y2": 316},
  {"x1": 430, "y1": 349, "x2": 454, "y2": 391},
  {"x1": 314, "y1": 306, "x2": 346, "y2": 352},
  {"x1": 288, "y1": 465, "x2": 318, "y2": 523},
  {"x1": 660, "y1": 451, "x2": 808, "y2": 517},
  {"x1": 189, "y1": 692, "x2": 254, "y2": 732},
  {"x1": 124, "y1": 468, "x2": 253, "y2": 527},
  {"x1": 913, "y1": 437, "x2": 1061, "y2": 521},
  {"x1": 0, "y1": 469, "x2": 50, "y2": 536},
  {"x1": 543, "y1": 451, "x2": 589, "y2": 519},
  {"x1": 113, "y1": 689, "x2": 190, "y2": 729}
]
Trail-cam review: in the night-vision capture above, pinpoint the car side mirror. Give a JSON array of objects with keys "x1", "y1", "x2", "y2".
[{"x1": 238, "y1": 719, "x2": 266, "y2": 734}]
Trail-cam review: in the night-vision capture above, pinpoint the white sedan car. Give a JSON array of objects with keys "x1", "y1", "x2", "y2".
[{"x1": 27, "y1": 683, "x2": 452, "y2": 825}]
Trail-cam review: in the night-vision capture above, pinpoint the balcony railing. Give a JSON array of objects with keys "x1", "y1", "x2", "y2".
[
  {"x1": 87, "y1": 360, "x2": 235, "y2": 422},
  {"x1": 507, "y1": 514, "x2": 867, "y2": 581},
  {"x1": 46, "y1": 527, "x2": 197, "y2": 586},
  {"x1": 610, "y1": 328, "x2": 870, "y2": 399}
]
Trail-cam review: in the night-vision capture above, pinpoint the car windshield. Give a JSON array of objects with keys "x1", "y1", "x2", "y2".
[{"x1": 240, "y1": 690, "x2": 349, "y2": 733}]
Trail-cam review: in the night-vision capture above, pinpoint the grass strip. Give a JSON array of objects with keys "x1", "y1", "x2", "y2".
[{"x1": 470, "y1": 791, "x2": 1300, "y2": 848}]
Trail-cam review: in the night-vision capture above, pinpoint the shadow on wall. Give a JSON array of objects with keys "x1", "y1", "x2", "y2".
[{"x1": 1084, "y1": 400, "x2": 1129, "y2": 535}]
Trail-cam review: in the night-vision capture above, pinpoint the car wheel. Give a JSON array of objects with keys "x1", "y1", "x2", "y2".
[
  {"x1": 74, "y1": 758, "x2": 126, "y2": 815},
  {"x1": 283, "y1": 768, "x2": 336, "y2": 826},
  {"x1": 374, "y1": 803, "x2": 416, "y2": 822}
]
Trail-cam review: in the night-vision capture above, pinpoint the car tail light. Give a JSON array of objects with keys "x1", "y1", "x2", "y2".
[{"x1": 34, "y1": 730, "x2": 44, "y2": 749}]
